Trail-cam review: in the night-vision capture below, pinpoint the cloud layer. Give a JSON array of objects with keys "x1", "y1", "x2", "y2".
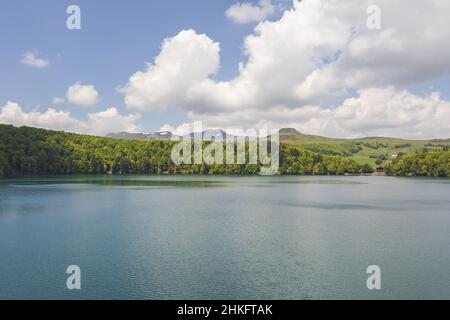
[
  {"x1": 0, "y1": 102, "x2": 142, "y2": 136},
  {"x1": 122, "y1": 0, "x2": 450, "y2": 139},
  {"x1": 161, "y1": 88, "x2": 450, "y2": 139}
]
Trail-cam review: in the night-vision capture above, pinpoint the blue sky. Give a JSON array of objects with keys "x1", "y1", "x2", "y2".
[
  {"x1": 1, "y1": 0, "x2": 450, "y2": 139},
  {"x1": 0, "y1": 0, "x2": 269, "y2": 130}
]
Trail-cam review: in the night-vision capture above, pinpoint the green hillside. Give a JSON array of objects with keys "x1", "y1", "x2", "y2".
[
  {"x1": 0, "y1": 124, "x2": 363, "y2": 177},
  {"x1": 279, "y1": 128, "x2": 450, "y2": 167},
  {"x1": 0, "y1": 124, "x2": 448, "y2": 177}
]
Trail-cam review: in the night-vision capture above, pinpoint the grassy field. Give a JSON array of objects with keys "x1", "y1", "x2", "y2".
[{"x1": 279, "y1": 128, "x2": 450, "y2": 167}]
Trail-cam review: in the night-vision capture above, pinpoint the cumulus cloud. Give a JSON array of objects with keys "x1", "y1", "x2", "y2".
[
  {"x1": 121, "y1": 0, "x2": 450, "y2": 138},
  {"x1": 83, "y1": 108, "x2": 142, "y2": 136},
  {"x1": 122, "y1": 0, "x2": 353, "y2": 113},
  {"x1": 66, "y1": 82, "x2": 99, "y2": 107},
  {"x1": 120, "y1": 29, "x2": 220, "y2": 112},
  {"x1": 226, "y1": 0, "x2": 275, "y2": 24},
  {"x1": 181, "y1": 88, "x2": 450, "y2": 139},
  {"x1": 0, "y1": 101, "x2": 142, "y2": 136},
  {"x1": 0, "y1": 101, "x2": 80, "y2": 132},
  {"x1": 331, "y1": 88, "x2": 450, "y2": 139},
  {"x1": 21, "y1": 50, "x2": 49, "y2": 68}
]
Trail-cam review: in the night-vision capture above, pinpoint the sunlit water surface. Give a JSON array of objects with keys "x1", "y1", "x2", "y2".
[{"x1": 0, "y1": 175, "x2": 449, "y2": 299}]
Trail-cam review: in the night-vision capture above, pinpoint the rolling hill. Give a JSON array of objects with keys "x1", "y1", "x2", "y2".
[
  {"x1": 107, "y1": 128, "x2": 450, "y2": 167},
  {"x1": 278, "y1": 128, "x2": 450, "y2": 166}
]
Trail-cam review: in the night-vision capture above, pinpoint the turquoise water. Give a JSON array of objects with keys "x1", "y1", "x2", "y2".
[{"x1": 0, "y1": 175, "x2": 449, "y2": 299}]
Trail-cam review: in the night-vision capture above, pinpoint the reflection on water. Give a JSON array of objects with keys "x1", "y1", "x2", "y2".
[
  {"x1": 5, "y1": 177, "x2": 225, "y2": 188},
  {"x1": 0, "y1": 175, "x2": 449, "y2": 299},
  {"x1": 1, "y1": 175, "x2": 368, "y2": 187}
]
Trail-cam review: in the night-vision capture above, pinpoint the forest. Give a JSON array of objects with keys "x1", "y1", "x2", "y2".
[
  {"x1": 0, "y1": 124, "x2": 449, "y2": 177},
  {"x1": 385, "y1": 151, "x2": 450, "y2": 177}
]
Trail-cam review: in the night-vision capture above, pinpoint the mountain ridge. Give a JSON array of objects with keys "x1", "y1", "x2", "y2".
[
  {"x1": 106, "y1": 127, "x2": 450, "y2": 166},
  {"x1": 107, "y1": 127, "x2": 450, "y2": 143}
]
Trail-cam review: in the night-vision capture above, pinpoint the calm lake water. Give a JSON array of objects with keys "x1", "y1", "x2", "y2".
[{"x1": 0, "y1": 175, "x2": 449, "y2": 300}]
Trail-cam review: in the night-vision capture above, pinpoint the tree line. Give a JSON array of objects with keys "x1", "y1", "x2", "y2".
[
  {"x1": 385, "y1": 151, "x2": 449, "y2": 177},
  {"x1": 0, "y1": 124, "x2": 448, "y2": 177}
]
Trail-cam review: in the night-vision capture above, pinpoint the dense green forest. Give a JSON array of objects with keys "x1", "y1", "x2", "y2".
[
  {"x1": 385, "y1": 151, "x2": 450, "y2": 177},
  {"x1": 0, "y1": 124, "x2": 449, "y2": 177}
]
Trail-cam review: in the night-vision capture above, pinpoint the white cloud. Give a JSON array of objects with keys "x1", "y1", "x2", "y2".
[
  {"x1": 0, "y1": 101, "x2": 142, "y2": 136},
  {"x1": 121, "y1": 0, "x2": 353, "y2": 114},
  {"x1": 0, "y1": 101, "x2": 80, "y2": 132},
  {"x1": 331, "y1": 88, "x2": 450, "y2": 139},
  {"x1": 183, "y1": 87, "x2": 450, "y2": 139},
  {"x1": 66, "y1": 82, "x2": 99, "y2": 107},
  {"x1": 226, "y1": 0, "x2": 275, "y2": 24},
  {"x1": 84, "y1": 108, "x2": 142, "y2": 136},
  {"x1": 160, "y1": 123, "x2": 195, "y2": 136},
  {"x1": 52, "y1": 97, "x2": 65, "y2": 105},
  {"x1": 120, "y1": 29, "x2": 220, "y2": 112},
  {"x1": 120, "y1": 0, "x2": 450, "y2": 139},
  {"x1": 191, "y1": 0, "x2": 450, "y2": 112},
  {"x1": 21, "y1": 51, "x2": 49, "y2": 68}
]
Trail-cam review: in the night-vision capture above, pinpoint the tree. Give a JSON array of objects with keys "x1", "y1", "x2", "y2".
[{"x1": 361, "y1": 163, "x2": 374, "y2": 174}]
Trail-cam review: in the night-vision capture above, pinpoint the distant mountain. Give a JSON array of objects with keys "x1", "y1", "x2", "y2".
[
  {"x1": 106, "y1": 131, "x2": 175, "y2": 141},
  {"x1": 107, "y1": 127, "x2": 450, "y2": 143},
  {"x1": 181, "y1": 129, "x2": 236, "y2": 141},
  {"x1": 106, "y1": 129, "x2": 236, "y2": 141},
  {"x1": 277, "y1": 128, "x2": 450, "y2": 144},
  {"x1": 278, "y1": 128, "x2": 336, "y2": 143},
  {"x1": 107, "y1": 128, "x2": 303, "y2": 142}
]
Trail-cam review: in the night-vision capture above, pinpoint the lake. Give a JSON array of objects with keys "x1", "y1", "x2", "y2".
[{"x1": 0, "y1": 175, "x2": 449, "y2": 299}]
